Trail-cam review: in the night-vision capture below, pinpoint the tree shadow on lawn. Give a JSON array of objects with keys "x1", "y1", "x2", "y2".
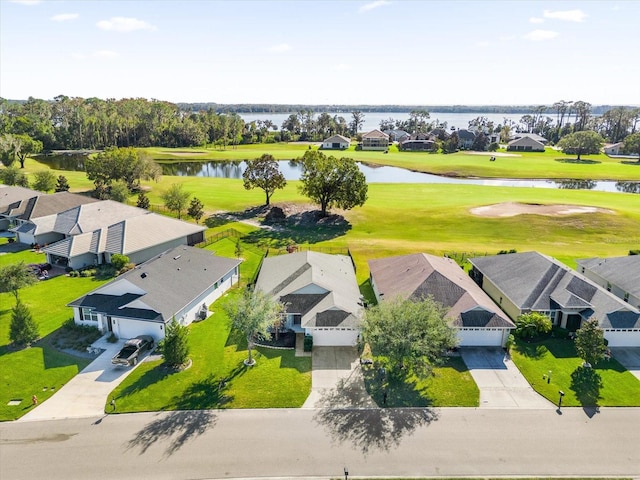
[
  {"x1": 243, "y1": 221, "x2": 351, "y2": 247},
  {"x1": 362, "y1": 365, "x2": 432, "y2": 408},
  {"x1": 554, "y1": 158, "x2": 601, "y2": 164},
  {"x1": 257, "y1": 346, "x2": 311, "y2": 374},
  {"x1": 313, "y1": 373, "x2": 438, "y2": 455},
  {"x1": 125, "y1": 409, "x2": 218, "y2": 458},
  {"x1": 570, "y1": 366, "x2": 603, "y2": 416}
]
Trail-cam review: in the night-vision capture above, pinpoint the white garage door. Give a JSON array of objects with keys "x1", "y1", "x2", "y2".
[
  {"x1": 114, "y1": 318, "x2": 163, "y2": 342},
  {"x1": 311, "y1": 329, "x2": 359, "y2": 347},
  {"x1": 458, "y1": 329, "x2": 505, "y2": 347},
  {"x1": 604, "y1": 330, "x2": 640, "y2": 347}
]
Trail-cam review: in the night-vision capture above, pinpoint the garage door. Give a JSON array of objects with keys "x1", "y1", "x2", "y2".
[
  {"x1": 458, "y1": 329, "x2": 505, "y2": 347},
  {"x1": 114, "y1": 318, "x2": 163, "y2": 342},
  {"x1": 311, "y1": 329, "x2": 359, "y2": 347},
  {"x1": 604, "y1": 330, "x2": 640, "y2": 347}
]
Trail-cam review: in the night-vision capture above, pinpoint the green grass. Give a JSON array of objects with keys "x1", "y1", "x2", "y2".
[
  {"x1": 363, "y1": 357, "x2": 479, "y2": 407},
  {"x1": 0, "y1": 273, "x2": 108, "y2": 421},
  {"x1": 0, "y1": 240, "x2": 45, "y2": 267},
  {"x1": 107, "y1": 288, "x2": 311, "y2": 412},
  {"x1": 202, "y1": 235, "x2": 265, "y2": 286},
  {"x1": 510, "y1": 337, "x2": 640, "y2": 407}
]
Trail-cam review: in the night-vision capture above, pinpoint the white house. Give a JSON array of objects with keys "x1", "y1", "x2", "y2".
[
  {"x1": 368, "y1": 253, "x2": 515, "y2": 347},
  {"x1": 254, "y1": 251, "x2": 362, "y2": 346},
  {"x1": 604, "y1": 142, "x2": 624, "y2": 156},
  {"x1": 68, "y1": 246, "x2": 241, "y2": 341},
  {"x1": 507, "y1": 136, "x2": 545, "y2": 152},
  {"x1": 322, "y1": 134, "x2": 351, "y2": 150}
]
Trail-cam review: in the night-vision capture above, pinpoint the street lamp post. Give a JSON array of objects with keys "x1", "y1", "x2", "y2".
[
  {"x1": 344, "y1": 467, "x2": 349, "y2": 480},
  {"x1": 558, "y1": 390, "x2": 565, "y2": 411}
]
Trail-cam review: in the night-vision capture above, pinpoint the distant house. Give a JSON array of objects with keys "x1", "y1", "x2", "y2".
[
  {"x1": 398, "y1": 138, "x2": 436, "y2": 151},
  {"x1": 507, "y1": 136, "x2": 545, "y2": 152},
  {"x1": 511, "y1": 133, "x2": 548, "y2": 145},
  {"x1": 255, "y1": 251, "x2": 363, "y2": 346},
  {"x1": 0, "y1": 186, "x2": 41, "y2": 231},
  {"x1": 577, "y1": 256, "x2": 640, "y2": 310},
  {"x1": 456, "y1": 129, "x2": 476, "y2": 149},
  {"x1": 361, "y1": 129, "x2": 390, "y2": 151},
  {"x1": 41, "y1": 201, "x2": 206, "y2": 270},
  {"x1": 382, "y1": 129, "x2": 410, "y2": 142},
  {"x1": 322, "y1": 134, "x2": 351, "y2": 150},
  {"x1": 469, "y1": 251, "x2": 640, "y2": 347},
  {"x1": 368, "y1": 253, "x2": 515, "y2": 347},
  {"x1": 604, "y1": 142, "x2": 624, "y2": 156},
  {"x1": 68, "y1": 246, "x2": 241, "y2": 341}
]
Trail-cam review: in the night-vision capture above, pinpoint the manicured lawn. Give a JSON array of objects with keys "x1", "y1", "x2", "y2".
[
  {"x1": 510, "y1": 337, "x2": 640, "y2": 407},
  {"x1": 107, "y1": 289, "x2": 311, "y2": 412},
  {"x1": 202, "y1": 235, "x2": 265, "y2": 286},
  {"x1": 0, "y1": 273, "x2": 108, "y2": 421},
  {"x1": 363, "y1": 357, "x2": 479, "y2": 407},
  {"x1": 0, "y1": 240, "x2": 46, "y2": 267}
]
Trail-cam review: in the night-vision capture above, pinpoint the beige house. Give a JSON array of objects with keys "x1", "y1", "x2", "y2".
[
  {"x1": 361, "y1": 129, "x2": 389, "y2": 151},
  {"x1": 322, "y1": 134, "x2": 350, "y2": 150},
  {"x1": 507, "y1": 136, "x2": 545, "y2": 152}
]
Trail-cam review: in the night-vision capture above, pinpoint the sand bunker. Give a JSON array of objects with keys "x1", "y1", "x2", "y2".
[{"x1": 470, "y1": 202, "x2": 614, "y2": 217}]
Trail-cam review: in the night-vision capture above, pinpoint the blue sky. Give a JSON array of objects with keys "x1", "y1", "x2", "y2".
[{"x1": 1, "y1": 0, "x2": 638, "y2": 105}]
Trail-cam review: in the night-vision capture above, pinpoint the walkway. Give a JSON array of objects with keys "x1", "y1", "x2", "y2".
[{"x1": 460, "y1": 347, "x2": 554, "y2": 409}]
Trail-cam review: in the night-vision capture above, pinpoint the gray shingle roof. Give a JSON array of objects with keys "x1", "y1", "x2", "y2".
[
  {"x1": 53, "y1": 200, "x2": 147, "y2": 235},
  {"x1": 577, "y1": 256, "x2": 640, "y2": 299},
  {"x1": 19, "y1": 192, "x2": 98, "y2": 221},
  {"x1": 323, "y1": 135, "x2": 350, "y2": 144},
  {"x1": 255, "y1": 251, "x2": 362, "y2": 329},
  {"x1": 0, "y1": 186, "x2": 40, "y2": 216},
  {"x1": 469, "y1": 251, "x2": 640, "y2": 329},
  {"x1": 368, "y1": 253, "x2": 514, "y2": 329},
  {"x1": 68, "y1": 246, "x2": 241, "y2": 323}
]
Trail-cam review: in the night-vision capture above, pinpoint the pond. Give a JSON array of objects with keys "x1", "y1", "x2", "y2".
[{"x1": 34, "y1": 156, "x2": 640, "y2": 193}]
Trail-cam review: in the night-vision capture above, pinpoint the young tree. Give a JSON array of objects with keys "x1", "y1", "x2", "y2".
[
  {"x1": 557, "y1": 131, "x2": 605, "y2": 161},
  {"x1": 187, "y1": 197, "x2": 205, "y2": 223},
  {"x1": 515, "y1": 312, "x2": 552, "y2": 338},
  {"x1": 234, "y1": 238, "x2": 242, "y2": 259},
  {"x1": 0, "y1": 263, "x2": 37, "y2": 301},
  {"x1": 161, "y1": 183, "x2": 191, "y2": 219},
  {"x1": 224, "y1": 289, "x2": 284, "y2": 366},
  {"x1": 159, "y1": 318, "x2": 190, "y2": 367},
  {"x1": 575, "y1": 319, "x2": 607, "y2": 366},
  {"x1": 361, "y1": 296, "x2": 458, "y2": 378},
  {"x1": 298, "y1": 150, "x2": 368, "y2": 217},
  {"x1": 54, "y1": 175, "x2": 70, "y2": 192},
  {"x1": 136, "y1": 191, "x2": 150, "y2": 209},
  {"x1": 623, "y1": 132, "x2": 640, "y2": 162},
  {"x1": 32, "y1": 170, "x2": 56, "y2": 192},
  {"x1": 9, "y1": 299, "x2": 39, "y2": 347},
  {"x1": 242, "y1": 154, "x2": 286, "y2": 206}
]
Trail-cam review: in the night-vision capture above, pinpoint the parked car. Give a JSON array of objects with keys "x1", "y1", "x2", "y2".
[{"x1": 111, "y1": 335, "x2": 154, "y2": 367}]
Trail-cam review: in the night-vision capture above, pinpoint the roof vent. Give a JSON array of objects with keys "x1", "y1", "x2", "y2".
[
  {"x1": 141, "y1": 272, "x2": 147, "y2": 279},
  {"x1": 174, "y1": 255, "x2": 181, "y2": 260}
]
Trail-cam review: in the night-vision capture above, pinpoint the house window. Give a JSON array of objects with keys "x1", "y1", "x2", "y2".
[{"x1": 81, "y1": 308, "x2": 99, "y2": 322}]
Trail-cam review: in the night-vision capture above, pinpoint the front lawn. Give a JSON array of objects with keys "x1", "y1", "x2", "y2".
[
  {"x1": 0, "y1": 274, "x2": 108, "y2": 421},
  {"x1": 107, "y1": 289, "x2": 311, "y2": 412},
  {"x1": 362, "y1": 356, "x2": 479, "y2": 407},
  {"x1": 511, "y1": 337, "x2": 640, "y2": 407}
]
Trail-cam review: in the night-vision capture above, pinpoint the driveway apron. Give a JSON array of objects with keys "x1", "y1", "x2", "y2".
[
  {"x1": 610, "y1": 347, "x2": 640, "y2": 381},
  {"x1": 302, "y1": 346, "x2": 376, "y2": 409},
  {"x1": 460, "y1": 347, "x2": 553, "y2": 409}
]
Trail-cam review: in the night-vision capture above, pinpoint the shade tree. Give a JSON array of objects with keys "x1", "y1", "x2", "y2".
[{"x1": 242, "y1": 154, "x2": 286, "y2": 206}]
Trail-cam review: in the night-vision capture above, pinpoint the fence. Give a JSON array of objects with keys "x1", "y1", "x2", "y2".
[{"x1": 196, "y1": 228, "x2": 243, "y2": 248}]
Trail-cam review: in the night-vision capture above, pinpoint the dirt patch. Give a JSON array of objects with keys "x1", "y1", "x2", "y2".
[{"x1": 470, "y1": 202, "x2": 615, "y2": 218}]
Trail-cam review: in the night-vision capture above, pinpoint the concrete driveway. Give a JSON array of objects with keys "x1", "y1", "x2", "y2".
[
  {"x1": 302, "y1": 346, "x2": 376, "y2": 409},
  {"x1": 19, "y1": 336, "x2": 151, "y2": 422},
  {"x1": 460, "y1": 347, "x2": 553, "y2": 409},
  {"x1": 610, "y1": 347, "x2": 640, "y2": 381}
]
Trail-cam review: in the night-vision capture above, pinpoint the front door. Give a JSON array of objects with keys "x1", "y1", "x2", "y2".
[
  {"x1": 566, "y1": 314, "x2": 582, "y2": 332},
  {"x1": 107, "y1": 316, "x2": 113, "y2": 332}
]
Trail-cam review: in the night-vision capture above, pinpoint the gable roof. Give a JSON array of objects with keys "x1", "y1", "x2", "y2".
[
  {"x1": 362, "y1": 129, "x2": 389, "y2": 139},
  {"x1": 512, "y1": 132, "x2": 548, "y2": 143},
  {"x1": 368, "y1": 253, "x2": 514, "y2": 328},
  {"x1": 18, "y1": 192, "x2": 98, "y2": 221},
  {"x1": 469, "y1": 251, "x2": 640, "y2": 329},
  {"x1": 255, "y1": 251, "x2": 362, "y2": 328},
  {"x1": 0, "y1": 186, "x2": 41, "y2": 216},
  {"x1": 507, "y1": 136, "x2": 545, "y2": 149},
  {"x1": 68, "y1": 246, "x2": 241, "y2": 323},
  {"x1": 53, "y1": 200, "x2": 148, "y2": 235},
  {"x1": 323, "y1": 134, "x2": 350, "y2": 144},
  {"x1": 577, "y1": 256, "x2": 640, "y2": 299}
]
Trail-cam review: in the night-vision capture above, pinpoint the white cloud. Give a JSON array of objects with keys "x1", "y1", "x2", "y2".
[
  {"x1": 475, "y1": 40, "x2": 490, "y2": 48},
  {"x1": 543, "y1": 9, "x2": 587, "y2": 22},
  {"x1": 51, "y1": 13, "x2": 79, "y2": 22},
  {"x1": 267, "y1": 43, "x2": 292, "y2": 53},
  {"x1": 332, "y1": 63, "x2": 351, "y2": 71},
  {"x1": 9, "y1": 0, "x2": 42, "y2": 5},
  {"x1": 72, "y1": 50, "x2": 119, "y2": 60},
  {"x1": 359, "y1": 0, "x2": 390, "y2": 13},
  {"x1": 529, "y1": 17, "x2": 544, "y2": 24},
  {"x1": 97, "y1": 17, "x2": 157, "y2": 32},
  {"x1": 524, "y1": 29, "x2": 559, "y2": 41}
]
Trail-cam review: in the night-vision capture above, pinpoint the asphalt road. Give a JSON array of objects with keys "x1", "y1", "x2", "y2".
[{"x1": 2, "y1": 407, "x2": 640, "y2": 479}]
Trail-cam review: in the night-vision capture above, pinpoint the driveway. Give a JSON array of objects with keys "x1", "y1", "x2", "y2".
[
  {"x1": 302, "y1": 346, "x2": 376, "y2": 409},
  {"x1": 460, "y1": 347, "x2": 553, "y2": 409},
  {"x1": 610, "y1": 347, "x2": 640, "y2": 381},
  {"x1": 19, "y1": 336, "x2": 151, "y2": 422}
]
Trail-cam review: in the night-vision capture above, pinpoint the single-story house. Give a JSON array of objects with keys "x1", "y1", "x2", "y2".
[
  {"x1": 469, "y1": 251, "x2": 640, "y2": 347},
  {"x1": 68, "y1": 246, "x2": 241, "y2": 341},
  {"x1": 42, "y1": 204, "x2": 206, "y2": 269},
  {"x1": 457, "y1": 129, "x2": 476, "y2": 149},
  {"x1": 577, "y1": 256, "x2": 640, "y2": 310},
  {"x1": 382, "y1": 129, "x2": 410, "y2": 142},
  {"x1": 368, "y1": 253, "x2": 515, "y2": 347},
  {"x1": 398, "y1": 139, "x2": 436, "y2": 151},
  {"x1": 511, "y1": 133, "x2": 548, "y2": 145},
  {"x1": 322, "y1": 134, "x2": 351, "y2": 150},
  {"x1": 254, "y1": 251, "x2": 362, "y2": 346},
  {"x1": 604, "y1": 142, "x2": 624, "y2": 156},
  {"x1": 361, "y1": 129, "x2": 390, "y2": 151},
  {"x1": 507, "y1": 136, "x2": 545, "y2": 152},
  {"x1": 0, "y1": 186, "x2": 44, "y2": 231}
]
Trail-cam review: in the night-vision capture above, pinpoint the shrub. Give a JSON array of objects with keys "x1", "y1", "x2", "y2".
[
  {"x1": 498, "y1": 249, "x2": 517, "y2": 255},
  {"x1": 107, "y1": 332, "x2": 118, "y2": 343},
  {"x1": 515, "y1": 312, "x2": 552, "y2": 339},
  {"x1": 303, "y1": 335, "x2": 313, "y2": 352},
  {"x1": 111, "y1": 254, "x2": 130, "y2": 270},
  {"x1": 629, "y1": 250, "x2": 640, "y2": 255}
]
